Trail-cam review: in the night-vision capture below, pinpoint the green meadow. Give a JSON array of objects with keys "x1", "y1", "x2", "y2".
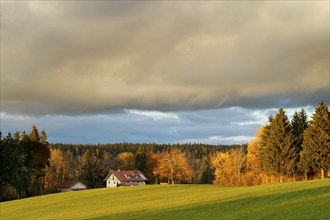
[{"x1": 1, "y1": 179, "x2": 329, "y2": 220}]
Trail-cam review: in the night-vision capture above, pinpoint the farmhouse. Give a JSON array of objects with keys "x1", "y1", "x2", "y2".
[
  {"x1": 57, "y1": 180, "x2": 87, "y2": 192},
  {"x1": 104, "y1": 170, "x2": 148, "y2": 188}
]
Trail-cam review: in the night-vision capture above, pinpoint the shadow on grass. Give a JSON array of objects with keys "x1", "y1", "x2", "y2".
[{"x1": 93, "y1": 185, "x2": 330, "y2": 220}]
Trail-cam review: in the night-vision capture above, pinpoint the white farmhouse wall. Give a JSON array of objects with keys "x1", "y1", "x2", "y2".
[{"x1": 106, "y1": 174, "x2": 121, "y2": 188}]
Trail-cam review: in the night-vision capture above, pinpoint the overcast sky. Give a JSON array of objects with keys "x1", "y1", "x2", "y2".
[{"x1": 1, "y1": 1, "x2": 329, "y2": 144}]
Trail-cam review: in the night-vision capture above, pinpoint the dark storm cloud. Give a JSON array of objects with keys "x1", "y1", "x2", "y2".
[{"x1": 1, "y1": 1, "x2": 329, "y2": 115}]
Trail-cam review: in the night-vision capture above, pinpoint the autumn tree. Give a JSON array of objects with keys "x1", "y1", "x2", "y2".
[
  {"x1": 211, "y1": 147, "x2": 246, "y2": 186},
  {"x1": 117, "y1": 152, "x2": 135, "y2": 170},
  {"x1": 145, "y1": 153, "x2": 162, "y2": 183},
  {"x1": 300, "y1": 101, "x2": 330, "y2": 179},
  {"x1": 48, "y1": 148, "x2": 68, "y2": 186},
  {"x1": 247, "y1": 126, "x2": 265, "y2": 173},
  {"x1": 153, "y1": 148, "x2": 194, "y2": 184}
]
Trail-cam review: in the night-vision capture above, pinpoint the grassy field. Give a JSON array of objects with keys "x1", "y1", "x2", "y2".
[{"x1": 1, "y1": 179, "x2": 329, "y2": 219}]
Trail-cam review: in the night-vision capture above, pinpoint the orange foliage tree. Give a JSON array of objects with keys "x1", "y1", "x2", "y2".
[{"x1": 153, "y1": 148, "x2": 194, "y2": 184}]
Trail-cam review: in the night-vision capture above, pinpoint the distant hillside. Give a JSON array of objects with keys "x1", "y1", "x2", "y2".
[{"x1": 1, "y1": 179, "x2": 329, "y2": 219}]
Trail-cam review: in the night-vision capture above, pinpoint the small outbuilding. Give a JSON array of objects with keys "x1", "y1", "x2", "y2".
[
  {"x1": 104, "y1": 170, "x2": 148, "y2": 188},
  {"x1": 57, "y1": 180, "x2": 87, "y2": 192}
]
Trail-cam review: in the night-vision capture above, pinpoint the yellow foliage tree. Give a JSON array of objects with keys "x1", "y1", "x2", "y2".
[
  {"x1": 117, "y1": 152, "x2": 135, "y2": 170},
  {"x1": 153, "y1": 148, "x2": 194, "y2": 184},
  {"x1": 48, "y1": 148, "x2": 68, "y2": 186},
  {"x1": 211, "y1": 147, "x2": 245, "y2": 186},
  {"x1": 211, "y1": 152, "x2": 231, "y2": 185},
  {"x1": 247, "y1": 126, "x2": 265, "y2": 173}
]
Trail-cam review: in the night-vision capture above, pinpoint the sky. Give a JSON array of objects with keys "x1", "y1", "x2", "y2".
[{"x1": 1, "y1": 1, "x2": 329, "y2": 144}]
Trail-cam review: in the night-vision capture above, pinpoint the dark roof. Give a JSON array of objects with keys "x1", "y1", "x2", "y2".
[
  {"x1": 58, "y1": 180, "x2": 82, "y2": 188},
  {"x1": 104, "y1": 170, "x2": 148, "y2": 182}
]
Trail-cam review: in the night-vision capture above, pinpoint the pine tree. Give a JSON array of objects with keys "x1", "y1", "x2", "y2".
[
  {"x1": 201, "y1": 166, "x2": 215, "y2": 184},
  {"x1": 260, "y1": 109, "x2": 296, "y2": 182},
  {"x1": 291, "y1": 109, "x2": 309, "y2": 153},
  {"x1": 20, "y1": 131, "x2": 28, "y2": 142},
  {"x1": 29, "y1": 125, "x2": 40, "y2": 142},
  {"x1": 40, "y1": 130, "x2": 48, "y2": 145},
  {"x1": 291, "y1": 109, "x2": 308, "y2": 177},
  {"x1": 301, "y1": 101, "x2": 330, "y2": 179},
  {"x1": 13, "y1": 132, "x2": 20, "y2": 143},
  {"x1": 135, "y1": 147, "x2": 146, "y2": 172},
  {"x1": 79, "y1": 152, "x2": 107, "y2": 188},
  {"x1": 260, "y1": 116, "x2": 276, "y2": 180}
]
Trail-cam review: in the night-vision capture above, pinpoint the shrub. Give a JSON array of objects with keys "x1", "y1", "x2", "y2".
[{"x1": 0, "y1": 183, "x2": 19, "y2": 202}]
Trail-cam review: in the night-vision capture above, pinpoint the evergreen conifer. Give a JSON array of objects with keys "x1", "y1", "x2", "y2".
[{"x1": 301, "y1": 101, "x2": 330, "y2": 179}]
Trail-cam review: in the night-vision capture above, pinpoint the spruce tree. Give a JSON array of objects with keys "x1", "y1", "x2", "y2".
[
  {"x1": 29, "y1": 125, "x2": 40, "y2": 142},
  {"x1": 40, "y1": 130, "x2": 48, "y2": 145},
  {"x1": 135, "y1": 147, "x2": 146, "y2": 172},
  {"x1": 291, "y1": 109, "x2": 308, "y2": 153},
  {"x1": 13, "y1": 132, "x2": 20, "y2": 143},
  {"x1": 261, "y1": 109, "x2": 296, "y2": 182},
  {"x1": 291, "y1": 109, "x2": 308, "y2": 176},
  {"x1": 260, "y1": 116, "x2": 276, "y2": 179},
  {"x1": 301, "y1": 101, "x2": 330, "y2": 179}
]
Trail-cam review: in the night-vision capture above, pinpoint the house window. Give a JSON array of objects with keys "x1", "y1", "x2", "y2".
[{"x1": 112, "y1": 176, "x2": 114, "y2": 180}]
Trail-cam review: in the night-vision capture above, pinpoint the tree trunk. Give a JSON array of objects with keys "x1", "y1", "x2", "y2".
[
  {"x1": 321, "y1": 169, "x2": 324, "y2": 179},
  {"x1": 304, "y1": 170, "x2": 308, "y2": 181}
]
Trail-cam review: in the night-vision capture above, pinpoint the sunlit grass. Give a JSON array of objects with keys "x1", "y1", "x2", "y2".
[{"x1": 1, "y1": 179, "x2": 329, "y2": 219}]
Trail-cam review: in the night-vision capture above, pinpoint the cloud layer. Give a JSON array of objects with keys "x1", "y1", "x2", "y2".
[
  {"x1": 1, "y1": 1, "x2": 329, "y2": 115},
  {"x1": 0, "y1": 106, "x2": 315, "y2": 144}
]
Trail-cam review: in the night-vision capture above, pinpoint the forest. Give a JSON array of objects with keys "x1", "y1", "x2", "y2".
[
  {"x1": 0, "y1": 127, "x2": 239, "y2": 201},
  {"x1": 1, "y1": 101, "x2": 329, "y2": 202}
]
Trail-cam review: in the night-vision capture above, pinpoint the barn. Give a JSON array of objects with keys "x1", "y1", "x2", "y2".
[{"x1": 57, "y1": 180, "x2": 87, "y2": 192}]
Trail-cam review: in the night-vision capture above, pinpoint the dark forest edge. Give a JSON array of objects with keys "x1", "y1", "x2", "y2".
[{"x1": 1, "y1": 101, "x2": 329, "y2": 202}]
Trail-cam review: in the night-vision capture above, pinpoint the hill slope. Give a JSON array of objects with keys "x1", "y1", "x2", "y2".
[{"x1": 1, "y1": 179, "x2": 329, "y2": 219}]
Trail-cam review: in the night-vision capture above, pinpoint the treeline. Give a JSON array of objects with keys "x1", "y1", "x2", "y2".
[
  {"x1": 46, "y1": 142, "x2": 241, "y2": 187},
  {"x1": 0, "y1": 126, "x2": 50, "y2": 201},
  {"x1": 1, "y1": 126, "x2": 241, "y2": 201},
  {"x1": 211, "y1": 101, "x2": 330, "y2": 186}
]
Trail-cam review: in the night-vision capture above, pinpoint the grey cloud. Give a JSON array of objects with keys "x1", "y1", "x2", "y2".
[{"x1": 1, "y1": 1, "x2": 329, "y2": 115}]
